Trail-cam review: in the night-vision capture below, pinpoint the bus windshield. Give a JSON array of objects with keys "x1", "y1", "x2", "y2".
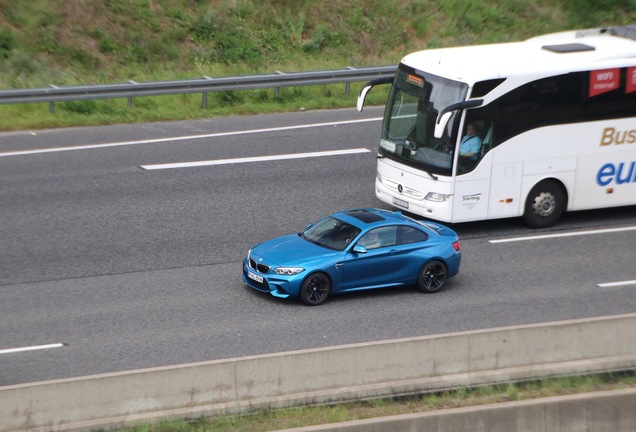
[{"x1": 380, "y1": 66, "x2": 468, "y2": 177}]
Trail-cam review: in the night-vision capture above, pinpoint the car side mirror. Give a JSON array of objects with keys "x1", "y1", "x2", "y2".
[{"x1": 352, "y1": 245, "x2": 368, "y2": 254}]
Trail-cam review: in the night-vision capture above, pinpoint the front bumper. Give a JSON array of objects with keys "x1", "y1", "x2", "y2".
[{"x1": 242, "y1": 258, "x2": 305, "y2": 299}]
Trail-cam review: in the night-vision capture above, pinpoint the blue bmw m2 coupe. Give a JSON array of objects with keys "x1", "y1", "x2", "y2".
[{"x1": 243, "y1": 208, "x2": 461, "y2": 305}]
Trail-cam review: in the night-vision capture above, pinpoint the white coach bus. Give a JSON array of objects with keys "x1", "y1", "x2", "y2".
[{"x1": 357, "y1": 25, "x2": 636, "y2": 227}]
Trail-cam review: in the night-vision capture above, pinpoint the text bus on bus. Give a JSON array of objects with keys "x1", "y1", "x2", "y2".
[{"x1": 357, "y1": 25, "x2": 636, "y2": 227}]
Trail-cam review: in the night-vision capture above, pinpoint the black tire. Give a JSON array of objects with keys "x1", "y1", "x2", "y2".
[
  {"x1": 299, "y1": 272, "x2": 331, "y2": 306},
  {"x1": 417, "y1": 260, "x2": 447, "y2": 293},
  {"x1": 523, "y1": 180, "x2": 566, "y2": 228}
]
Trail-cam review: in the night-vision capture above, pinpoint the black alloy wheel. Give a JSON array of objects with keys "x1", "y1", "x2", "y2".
[
  {"x1": 300, "y1": 272, "x2": 331, "y2": 306},
  {"x1": 417, "y1": 260, "x2": 448, "y2": 293}
]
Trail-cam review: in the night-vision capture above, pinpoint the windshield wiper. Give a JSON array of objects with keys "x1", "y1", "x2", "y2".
[{"x1": 422, "y1": 168, "x2": 438, "y2": 181}]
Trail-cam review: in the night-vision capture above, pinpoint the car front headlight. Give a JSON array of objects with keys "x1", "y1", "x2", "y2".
[{"x1": 273, "y1": 267, "x2": 305, "y2": 275}]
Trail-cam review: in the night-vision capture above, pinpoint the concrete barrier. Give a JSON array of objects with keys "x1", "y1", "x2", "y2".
[
  {"x1": 2, "y1": 313, "x2": 635, "y2": 432},
  {"x1": 277, "y1": 388, "x2": 636, "y2": 432}
]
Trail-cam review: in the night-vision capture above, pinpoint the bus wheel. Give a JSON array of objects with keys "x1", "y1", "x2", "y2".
[{"x1": 523, "y1": 181, "x2": 566, "y2": 228}]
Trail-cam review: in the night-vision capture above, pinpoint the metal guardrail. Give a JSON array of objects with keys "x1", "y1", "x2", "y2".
[{"x1": 0, "y1": 65, "x2": 396, "y2": 111}]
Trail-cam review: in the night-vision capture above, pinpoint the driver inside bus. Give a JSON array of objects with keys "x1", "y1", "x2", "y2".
[{"x1": 459, "y1": 122, "x2": 482, "y2": 160}]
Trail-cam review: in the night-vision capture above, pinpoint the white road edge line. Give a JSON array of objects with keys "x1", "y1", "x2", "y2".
[
  {"x1": 0, "y1": 343, "x2": 65, "y2": 355},
  {"x1": 140, "y1": 148, "x2": 372, "y2": 170},
  {"x1": 0, "y1": 117, "x2": 382, "y2": 157},
  {"x1": 597, "y1": 280, "x2": 636, "y2": 288},
  {"x1": 489, "y1": 226, "x2": 636, "y2": 244}
]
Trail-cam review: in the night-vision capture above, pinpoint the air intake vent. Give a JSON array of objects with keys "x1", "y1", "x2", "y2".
[
  {"x1": 542, "y1": 43, "x2": 595, "y2": 53},
  {"x1": 609, "y1": 24, "x2": 636, "y2": 41},
  {"x1": 576, "y1": 25, "x2": 636, "y2": 41}
]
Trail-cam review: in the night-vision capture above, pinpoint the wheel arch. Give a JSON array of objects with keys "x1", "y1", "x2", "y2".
[
  {"x1": 432, "y1": 254, "x2": 460, "y2": 278},
  {"x1": 422, "y1": 256, "x2": 449, "y2": 270},
  {"x1": 522, "y1": 176, "x2": 571, "y2": 228},
  {"x1": 300, "y1": 270, "x2": 335, "y2": 295},
  {"x1": 302, "y1": 269, "x2": 333, "y2": 285},
  {"x1": 299, "y1": 270, "x2": 333, "y2": 306},
  {"x1": 417, "y1": 258, "x2": 449, "y2": 293},
  {"x1": 521, "y1": 176, "x2": 571, "y2": 215}
]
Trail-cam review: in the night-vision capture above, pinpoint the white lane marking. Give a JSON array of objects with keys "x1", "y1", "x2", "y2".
[
  {"x1": 0, "y1": 117, "x2": 382, "y2": 157},
  {"x1": 597, "y1": 280, "x2": 636, "y2": 288},
  {"x1": 140, "y1": 148, "x2": 372, "y2": 170},
  {"x1": 489, "y1": 226, "x2": 636, "y2": 244},
  {"x1": 0, "y1": 343, "x2": 65, "y2": 355}
]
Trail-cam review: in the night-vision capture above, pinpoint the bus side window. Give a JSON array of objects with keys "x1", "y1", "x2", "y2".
[{"x1": 458, "y1": 119, "x2": 487, "y2": 174}]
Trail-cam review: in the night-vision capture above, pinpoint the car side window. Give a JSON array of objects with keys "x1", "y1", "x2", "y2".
[
  {"x1": 357, "y1": 226, "x2": 396, "y2": 250},
  {"x1": 396, "y1": 226, "x2": 429, "y2": 245}
]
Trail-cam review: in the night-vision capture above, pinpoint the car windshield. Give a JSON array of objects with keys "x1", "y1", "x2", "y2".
[
  {"x1": 301, "y1": 217, "x2": 361, "y2": 251},
  {"x1": 381, "y1": 65, "x2": 468, "y2": 177}
]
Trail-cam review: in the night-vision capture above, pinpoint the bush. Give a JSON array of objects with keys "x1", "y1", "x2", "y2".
[
  {"x1": 93, "y1": 29, "x2": 117, "y2": 54},
  {"x1": 192, "y1": 12, "x2": 217, "y2": 42},
  {"x1": 125, "y1": 44, "x2": 149, "y2": 63},
  {"x1": 0, "y1": 28, "x2": 16, "y2": 58},
  {"x1": 5, "y1": 51, "x2": 38, "y2": 76},
  {"x1": 61, "y1": 100, "x2": 98, "y2": 115},
  {"x1": 217, "y1": 90, "x2": 245, "y2": 106},
  {"x1": 214, "y1": 28, "x2": 263, "y2": 66}
]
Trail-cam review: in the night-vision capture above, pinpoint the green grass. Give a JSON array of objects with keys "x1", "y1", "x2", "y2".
[
  {"x1": 119, "y1": 372, "x2": 636, "y2": 432},
  {"x1": 0, "y1": 0, "x2": 635, "y2": 131},
  {"x1": 0, "y1": 83, "x2": 390, "y2": 131}
]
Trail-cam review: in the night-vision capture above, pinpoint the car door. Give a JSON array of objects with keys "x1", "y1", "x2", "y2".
[{"x1": 340, "y1": 225, "x2": 429, "y2": 290}]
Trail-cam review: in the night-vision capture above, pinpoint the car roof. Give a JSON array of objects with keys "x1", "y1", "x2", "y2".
[{"x1": 331, "y1": 208, "x2": 415, "y2": 230}]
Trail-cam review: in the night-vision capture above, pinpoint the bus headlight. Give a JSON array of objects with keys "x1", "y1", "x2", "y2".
[
  {"x1": 376, "y1": 172, "x2": 383, "y2": 184},
  {"x1": 425, "y1": 192, "x2": 451, "y2": 202}
]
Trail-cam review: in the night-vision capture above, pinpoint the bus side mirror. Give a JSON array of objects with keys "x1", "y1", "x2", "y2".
[
  {"x1": 433, "y1": 99, "x2": 484, "y2": 138},
  {"x1": 357, "y1": 85, "x2": 373, "y2": 112},
  {"x1": 356, "y1": 76, "x2": 395, "y2": 112},
  {"x1": 434, "y1": 112, "x2": 452, "y2": 139}
]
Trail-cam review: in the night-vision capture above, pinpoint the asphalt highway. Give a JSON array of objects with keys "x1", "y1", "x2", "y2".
[{"x1": 1, "y1": 107, "x2": 635, "y2": 386}]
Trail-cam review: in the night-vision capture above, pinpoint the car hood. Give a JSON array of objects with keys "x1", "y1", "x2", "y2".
[{"x1": 251, "y1": 234, "x2": 339, "y2": 266}]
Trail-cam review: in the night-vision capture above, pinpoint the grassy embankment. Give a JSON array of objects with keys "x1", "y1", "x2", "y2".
[
  {"x1": 124, "y1": 372, "x2": 636, "y2": 432},
  {"x1": 0, "y1": 0, "x2": 634, "y2": 131}
]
